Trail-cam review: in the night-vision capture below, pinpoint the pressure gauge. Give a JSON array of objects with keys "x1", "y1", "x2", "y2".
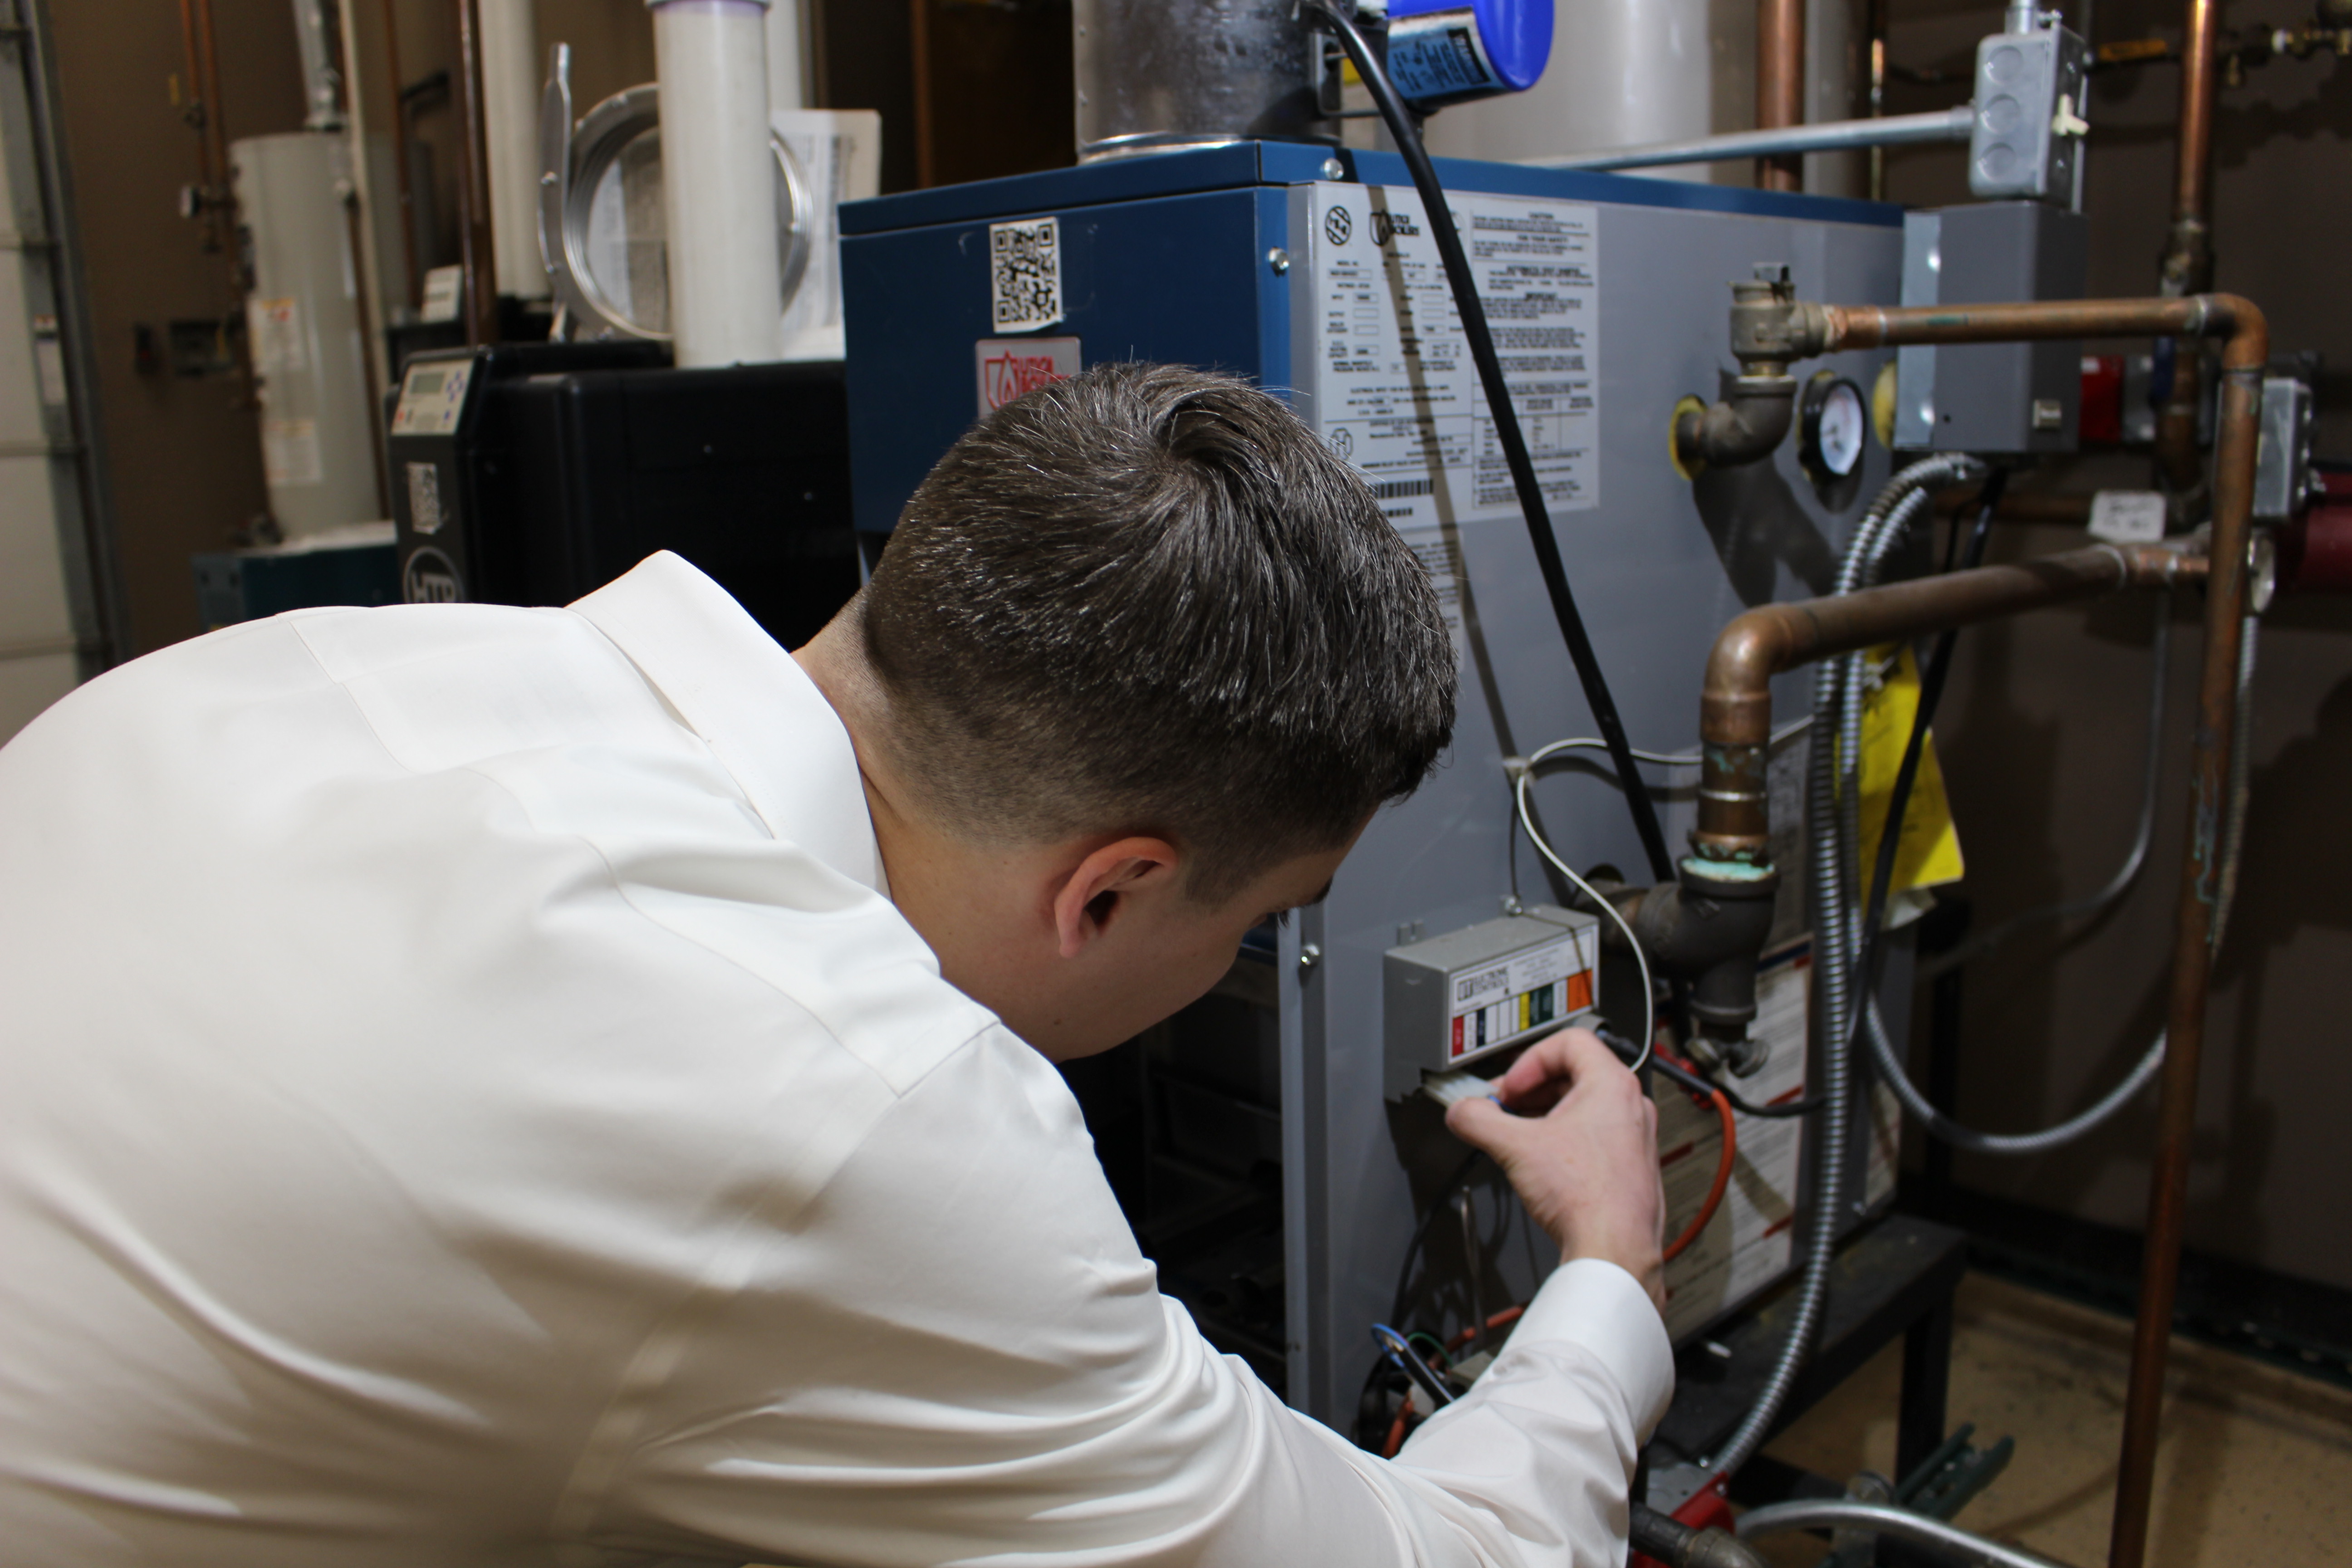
[{"x1": 1802, "y1": 372, "x2": 1869, "y2": 480}]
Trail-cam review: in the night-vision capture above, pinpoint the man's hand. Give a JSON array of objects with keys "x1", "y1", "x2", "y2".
[{"x1": 1444, "y1": 1028, "x2": 1666, "y2": 1311}]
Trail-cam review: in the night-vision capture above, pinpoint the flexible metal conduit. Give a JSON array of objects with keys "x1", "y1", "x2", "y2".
[
  {"x1": 1698, "y1": 536, "x2": 2197, "y2": 1477},
  {"x1": 1823, "y1": 487, "x2": 2174, "y2": 1157},
  {"x1": 1701, "y1": 454, "x2": 1980, "y2": 1476},
  {"x1": 1690, "y1": 293, "x2": 2265, "y2": 1568},
  {"x1": 1737, "y1": 1499, "x2": 2078, "y2": 1568}
]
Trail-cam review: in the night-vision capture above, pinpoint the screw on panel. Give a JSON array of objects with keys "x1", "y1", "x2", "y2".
[
  {"x1": 1267, "y1": 248, "x2": 1291, "y2": 275},
  {"x1": 1298, "y1": 941, "x2": 1322, "y2": 974},
  {"x1": 1321, "y1": 157, "x2": 1346, "y2": 181}
]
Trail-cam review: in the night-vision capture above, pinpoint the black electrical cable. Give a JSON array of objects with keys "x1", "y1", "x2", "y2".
[
  {"x1": 1390, "y1": 1148, "x2": 1485, "y2": 1326},
  {"x1": 1306, "y1": 2, "x2": 1677, "y2": 886},
  {"x1": 1843, "y1": 468, "x2": 2009, "y2": 1068},
  {"x1": 1597, "y1": 1025, "x2": 1823, "y2": 1118}
]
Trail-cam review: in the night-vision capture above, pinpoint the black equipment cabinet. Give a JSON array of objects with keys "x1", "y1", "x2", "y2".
[{"x1": 391, "y1": 346, "x2": 862, "y2": 652}]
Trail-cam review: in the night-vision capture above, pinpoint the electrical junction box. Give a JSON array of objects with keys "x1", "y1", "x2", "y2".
[
  {"x1": 1894, "y1": 201, "x2": 2087, "y2": 455},
  {"x1": 1383, "y1": 905, "x2": 1599, "y2": 1098},
  {"x1": 1967, "y1": 11, "x2": 2089, "y2": 204}
]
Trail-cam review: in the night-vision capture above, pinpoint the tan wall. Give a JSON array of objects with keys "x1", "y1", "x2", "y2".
[
  {"x1": 49, "y1": 0, "x2": 304, "y2": 657},
  {"x1": 50, "y1": 0, "x2": 653, "y2": 657},
  {"x1": 1882, "y1": 0, "x2": 2352, "y2": 1288}
]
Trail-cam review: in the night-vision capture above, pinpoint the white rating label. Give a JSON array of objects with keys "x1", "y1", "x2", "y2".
[{"x1": 1306, "y1": 183, "x2": 1599, "y2": 530}]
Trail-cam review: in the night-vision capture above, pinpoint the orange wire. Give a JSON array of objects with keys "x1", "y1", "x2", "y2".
[
  {"x1": 1662, "y1": 1089, "x2": 1736, "y2": 1264},
  {"x1": 1445, "y1": 1303, "x2": 1527, "y2": 1354},
  {"x1": 1381, "y1": 1403, "x2": 1411, "y2": 1457}
]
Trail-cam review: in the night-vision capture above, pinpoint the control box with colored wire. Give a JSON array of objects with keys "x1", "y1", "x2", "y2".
[{"x1": 1383, "y1": 905, "x2": 1600, "y2": 1098}]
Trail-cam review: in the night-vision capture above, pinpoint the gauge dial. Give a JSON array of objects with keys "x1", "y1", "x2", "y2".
[{"x1": 1806, "y1": 376, "x2": 1868, "y2": 478}]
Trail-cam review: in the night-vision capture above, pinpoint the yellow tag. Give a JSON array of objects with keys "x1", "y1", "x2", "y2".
[{"x1": 1856, "y1": 644, "x2": 1965, "y2": 896}]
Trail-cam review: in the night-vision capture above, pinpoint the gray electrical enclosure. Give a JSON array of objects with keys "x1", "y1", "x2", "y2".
[
  {"x1": 1967, "y1": 10, "x2": 2090, "y2": 203},
  {"x1": 1383, "y1": 905, "x2": 1600, "y2": 1099},
  {"x1": 1895, "y1": 201, "x2": 2087, "y2": 454}
]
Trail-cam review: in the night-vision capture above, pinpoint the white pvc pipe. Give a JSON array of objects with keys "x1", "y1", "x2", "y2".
[
  {"x1": 766, "y1": 0, "x2": 806, "y2": 113},
  {"x1": 480, "y1": 0, "x2": 547, "y2": 299},
  {"x1": 650, "y1": 0, "x2": 784, "y2": 368}
]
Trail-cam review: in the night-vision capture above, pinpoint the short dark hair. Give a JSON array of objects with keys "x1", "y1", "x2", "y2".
[{"x1": 858, "y1": 362, "x2": 1457, "y2": 903}]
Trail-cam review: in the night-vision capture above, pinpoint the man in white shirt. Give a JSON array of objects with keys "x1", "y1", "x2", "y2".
[{"x1": 0, "y1": 363, "x2": 1669, "y2": 1566}]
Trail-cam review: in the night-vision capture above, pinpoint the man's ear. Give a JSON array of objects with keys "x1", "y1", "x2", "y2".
[{"x1": 1052, "y1": 836, "x2": 1183, "y2": 959}]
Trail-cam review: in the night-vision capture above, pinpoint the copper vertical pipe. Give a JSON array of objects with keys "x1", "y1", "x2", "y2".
[
  {"x1": 2154, "y1": 0, "x2": 2223, "y2": 504},
  {"x1": 379, "y1": 0, "x2": 420, "y2": 310},
  {"x1": 1804, "y1": 292, "x2": 2266, "y2": 1568},
  {"x1": 175, "y1": 0, "x2": 219, "y2": 241},
  {"x1": 1756, "y1": 0, "x2": 1805, "y2": 191},
  {"x1": 910, "y1": 0, "x2": 936, "y2": 188},
  {"x1": 1864, "y1": 0, "x2": 1889, "y2": 200},
  {"x1": 196, "y1": 0, "x2": 231, "y2": 209},
  {"x1": 453, "y1": 0, "x2": 499, "y2": 346},
  {"x1": 2110, "y1": 340, "x2": 2264, "y2": 1568}
]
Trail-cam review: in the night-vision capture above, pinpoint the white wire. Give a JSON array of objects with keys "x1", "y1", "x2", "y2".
[
  {"x1": 1524, "y1": 713, "x2": 1816, "y2": 770},
  {"x1": 1513, "y1": 769, "x2": 1655, "y2": 1075}
]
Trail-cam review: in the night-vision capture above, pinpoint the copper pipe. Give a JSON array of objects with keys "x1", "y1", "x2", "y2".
[
  {"x1": 196, "y1": 0, "x2": 230, "y2": 215},
  {"x1": 378, "y1": 0, "x2": 420, "y2": 309},
  {"x1": 1756, "y1": 0, "x2": 1805, "y2": 190},
  {"x1": 2114, "y1": 330, "x2": 2263, "y2": 1568},
  {"x1": 453, "y1": 0, "x2": 499, "y2": 345},
  {"x1": 1733, "y1": 289, "x2": 2267, "y2": 1568},
  {"x1": 175, "y1": 0, "x2": 219, "y2": 238},
  {"x1": 2168, "y1": 0, "x2": 2220, "y2": 289},
  {"x1": 2153, "y1": 0, "x2": 2224, "y2": 507},
  {"x1": 911, "y1": 0, "x2": 936, "y2": 188},
  {"x1": 1694, "y1": 544, "x2": 2198, "y2": 859},
  {"x1": 1864, "y1": 0, "x2": 1889, "y2": 200}
]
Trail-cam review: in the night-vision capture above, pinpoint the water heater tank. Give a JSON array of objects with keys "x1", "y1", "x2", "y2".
[
  {"x1": 1418, "y1": 0, "x2": 1861, "y2": 193},
  {"x1": 232, "y1": 132, "x2": 407, "y2": 538}
]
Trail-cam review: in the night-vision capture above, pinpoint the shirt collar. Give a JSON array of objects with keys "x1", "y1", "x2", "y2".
[{"x1": 566, "y1": 552, "x2": 884, "y2": 894}]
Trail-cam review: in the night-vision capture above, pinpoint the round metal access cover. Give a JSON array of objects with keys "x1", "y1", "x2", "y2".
[{"x1": 543, "y1": 83, "x2": 813, "y2": 343}]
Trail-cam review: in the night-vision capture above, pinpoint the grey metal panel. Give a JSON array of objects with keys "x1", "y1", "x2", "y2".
[
  {"x1": 1894, "y1": 202, "x2": 2086, "y2": 455},
  {"x1": 1276, "y1": 185, "x2": 1905, "y2": 1428}
]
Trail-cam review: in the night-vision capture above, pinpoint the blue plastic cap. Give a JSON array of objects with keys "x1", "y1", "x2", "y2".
[{"x1": 1387, "y1": 0, "x2": 1554, "y2": 93}]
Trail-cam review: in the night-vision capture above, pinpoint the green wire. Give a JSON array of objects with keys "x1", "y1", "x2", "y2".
[{"x1": 1407, "y1": 1332, "x2": 1453, "y2": 1368}]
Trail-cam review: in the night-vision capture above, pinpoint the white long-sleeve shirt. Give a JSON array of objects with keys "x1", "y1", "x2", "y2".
[{"x1": 0, "y1": 552, "x2": 1673, "y2": 1567}]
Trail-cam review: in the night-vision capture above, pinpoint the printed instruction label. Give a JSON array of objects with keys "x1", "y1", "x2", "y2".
[
  {"x1": 988, "y1": 216, "x2": 1063, "y2": 333},
  {"x1": 247, "y1": 296, "x2": 307, "y2": 376},
  {"x1": 1447, "y1": 924, "x2": 1598, "y2": 1062},
  {"x1": 1392, "y1": 521, "x2": 1469, "y2": 644},
  {"x1": 261, "y1": 417, "x2": 321, "y2": 486},
  {"x1": 1307, "y1": 182, "x2": 1599, "y2": 529},
  {"x1": 1661, "y1": 940, "x2": 1810, "y2": 1343},
  {"x1": 2089, "y1": 489, "x2": 2168, "y2": 543}
]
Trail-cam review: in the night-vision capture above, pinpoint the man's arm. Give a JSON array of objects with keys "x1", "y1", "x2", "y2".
[{"x1": 573, "y1": 1024, "x2": 1670, "y2": 1568}]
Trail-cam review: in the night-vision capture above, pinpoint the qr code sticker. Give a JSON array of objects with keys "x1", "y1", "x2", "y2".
[{"x1": 990, "y1": 216, "x2": 1063, "y2": 333}]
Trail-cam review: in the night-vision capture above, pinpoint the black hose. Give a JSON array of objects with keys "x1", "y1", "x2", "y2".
[{"x1": 1306, "y1": 3, "x2": 1676, "y2": 885}]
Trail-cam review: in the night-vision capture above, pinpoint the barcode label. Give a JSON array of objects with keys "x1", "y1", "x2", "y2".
[
  {"x1": 989, "y1": 217, "x2": 1063, "y2": 333},
  {"x1": 1371, "y1": 477, "x2": 1435, "y2": 500}
]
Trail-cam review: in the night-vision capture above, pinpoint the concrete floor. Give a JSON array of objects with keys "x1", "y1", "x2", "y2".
[{"x1": 1746, "y1": 1272, "x2": 2352, "y2": 1568}]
